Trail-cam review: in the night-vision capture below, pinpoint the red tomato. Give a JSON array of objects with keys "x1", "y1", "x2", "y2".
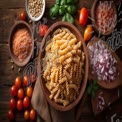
[
  {"x1": 79, "y1": 7, "x2": 88, "y2": 26},
  {"x1": 9, "y1": 98, "x2": 16, "y2": 110},
  {"x1": 20, "y1": 11, "x2": 26, "y2": 21},
  {"x1": 15, "y1": 77, "x2": 22, "y2": 89},
  {"x1": 39, "y1": 24, "x2": 49, "y2": 37},
  {"x1": 11, "y1": 85, "x2": 17, "y2": 97},
  {"x1": 23, "y1": 75, "x2": 29, "y2": 86},
  {"x1": 17, "y1": 88, "x2": 24, "y2": 99},
  {"x1": 26, "y1": 87, "x2": 33, "y2": 97},
  {"x1": 8, "y1": 110, "x2": 14, "y2": 121},
  {"x1": 24, "y1": 110, "x2": 30, "y2": 120},
  {"x1": 30, "y1": 109, "x2": 36, "y2": 121},
  {"x1": 17, "y1": 99, "x2": 23, "y2": 111},
  {"x1": 23, "y1": 96, "x2": 30, "y2": 108}
]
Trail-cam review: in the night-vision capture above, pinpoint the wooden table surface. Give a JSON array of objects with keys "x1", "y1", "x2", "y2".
[{"x1": 0, "y1": 0, "x2": 122, "y2": 122}]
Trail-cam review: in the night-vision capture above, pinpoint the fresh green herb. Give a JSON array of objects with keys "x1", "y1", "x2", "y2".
[
  {"x1": 60, "y1": 0, "x2": 67, "y2": 6},
  {"x1": 56, "y1": 0, "x2": 60, "y2": 5},
  {"x1": 59, "y1": 6, "x2": 66, "y2": 15},
  {"x1": 87, "y1": 80, "x2": 99, "y2": 98},
  {"x1": 67, "y1": 5, "x2": 76, "y2": 15},
  {"x1": 66, "y1": 0, "x2": 73, "y2": 4},
  {"x1": 67, "y1": 0, "x2": 78, "y2": 4},
  {"x1": 62, "y1": 13, "x2": 74, "y2": 24},
  {"x1": 62, "y1": 14, "x2": 66, "y2": 21},
  {"x1": 49, "y1": 0, "x2": 77, "y2": 23},
  {"x1": 49, "y1": 4, "x2": 59, "y2": 19}
]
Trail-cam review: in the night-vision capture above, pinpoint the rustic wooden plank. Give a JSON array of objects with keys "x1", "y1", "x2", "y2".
[
  {"x1": 0, "y1": 9, "x2": 25, "y2": 44},
  {"x1": 0, "y1": 0, "x2": 25, "y2": 9},
  {"x1": 0, "y1": 0, "x2": 55, "y2": 9},
  {"x1": 0, "y1": 86, "x2": 11, "y2": 102},
  {"x1": 0, "y1": 0, "x2": 94, "y2": 9},
  {"x1": 0, "y1": 44, "x2": 23, "y2": 85}
]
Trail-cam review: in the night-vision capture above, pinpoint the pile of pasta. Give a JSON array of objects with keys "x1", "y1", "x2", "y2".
[{"x1": 42, "y1": 27, "x2": 85, "y2": 106}]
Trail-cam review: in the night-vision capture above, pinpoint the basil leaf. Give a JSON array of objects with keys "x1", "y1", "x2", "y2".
[
  {"x1": 94, "y1": 85, "x2": 98, "y2": 91},
  {"x1": 93, "y1": 80, "x2": 97, "y2": 85},
  {"x1": 67, "y1": 0, "x2": 73, "y2": 4},
  {"x1": 65, "y1": 13, "x2": 74, "y2": 24},
  {"x1": 62, "y1": 14, "x2": 67, "y2": 21},
  {"x1": 60, "y1": 0, "x2": 67, "y2": 6},
  {"x1": 56, "y1": 0, "x2": 60, "y2": 5},
  {"x1": 59, "y1": 6, "x2": 66, "y2": 15},
  {"x1": 67, "y1": 5, "x2": 76, "y2": 15},
  {"x1": 91, "y1": 91, "x2": 95, "y2": 98},
  {"x1": 87, "y1": 86, "x2": 92, "y2": 95},
  {"x1": 49, "y1": 4, "x2": 59, "y2": 19}
]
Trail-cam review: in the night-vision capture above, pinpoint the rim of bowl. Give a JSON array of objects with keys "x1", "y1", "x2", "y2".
[
  {"x1": 25, "y1": 0, "x2": 45, "y2": 21},
  {"x1": 38, "y1": 21, "x2": 89, "y2": 111},
  {"x1": 8, "y1": 20, "x2": 34, "y2": 67}
]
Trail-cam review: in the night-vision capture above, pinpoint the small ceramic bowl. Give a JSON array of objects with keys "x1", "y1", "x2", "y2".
[
  {"x1": 25, "y1": 0, "x2": 45, "y2": 21},
  {"x1": 38, "y1": 21, "x2": 89, "y2": 111},
  {"x1": 8, "y1": 21, "x2": 34, "y2": 67}
]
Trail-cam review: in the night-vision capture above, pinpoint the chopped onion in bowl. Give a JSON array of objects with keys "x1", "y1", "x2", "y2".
[{"x1": 88, "y1": 40, "x2": 117, "y2": 82}]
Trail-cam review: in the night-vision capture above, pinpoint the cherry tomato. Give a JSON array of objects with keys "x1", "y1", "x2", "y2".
[
  {"x1": 17, "y1": 88, "x2": 24, "y2": 99},
  {"x1": 39, "y1": 24, "x2": 49, "y2": 37},
  {"x1": 30, "y1": 109, "x2": 36, "y2": 121},
  {"x1": 9, "y1": 98, "x2": 16, "y2": 110},
  {"x1": 26, "y1": 86, "x2": 33, "y2": 97},
  {"x1": 20, "y1": 11, "x2": 26, "y2": 21},
  {"x1": 79, "y1": 7, "x2": 88, "y2": 26},
  {"x1": 11, "y1": 85, "x2": 17, "y2": 97},
  {"x1": 17, "y1": 99, "x2": 23, "y2": 111},
  {"x1": 24, "y1": 110, "x2": 30, "y2": 120},
  {"x1": 8, "y1": 110, "x2": 14, "y2": 121},
  {"x1": 23, "y1": 96, "x2": 30, "y2": 108},
  {"x1": 23, "y1": 75, "x2": 29, "y2": 86},
  {"x1": 15, "y1": 77, "x2": 22, "y2": 89},
  {"x1": 84, "y1": 25, "x2": 93, "y2": 42}
]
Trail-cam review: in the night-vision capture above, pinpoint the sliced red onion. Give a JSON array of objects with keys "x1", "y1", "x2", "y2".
[{"x1": 88, "y1": 40, "x2": 117, "y2": 82}]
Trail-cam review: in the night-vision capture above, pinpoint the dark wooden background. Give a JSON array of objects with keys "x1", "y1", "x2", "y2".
[{"x1": 0, "y1": 0, "x2": 122, "y2": 122}]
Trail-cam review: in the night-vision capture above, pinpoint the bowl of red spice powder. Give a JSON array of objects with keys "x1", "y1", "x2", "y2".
[
  {"x1": 9, "y1": 21, "x2": 34, "y2": 66},
  {"x1": 91, "y1": 0, "x2": 117, "y2": 35}
]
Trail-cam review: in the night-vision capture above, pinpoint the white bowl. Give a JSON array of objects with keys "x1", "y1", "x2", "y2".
[{"x1": 25, "y1": 0, "x2": 45, "y2": 21}]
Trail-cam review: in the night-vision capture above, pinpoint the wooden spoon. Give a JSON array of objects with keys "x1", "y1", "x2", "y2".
[{"x1": 87, "y1": 37, "x2": 122, "y2": 89}]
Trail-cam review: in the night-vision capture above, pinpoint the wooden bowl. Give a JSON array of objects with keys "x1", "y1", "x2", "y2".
[
  {"x1": 91, "y1": 0, "x2": 117, "y2": 36},
  {"x1": 8, "y1": 21, "x2": 34, "y2": 67},
  {"x1": 87, "y1": 37, "x2": 122, "y2": 89},
  {"x1": 38, "y1": 21, "x2": 89, "y2": 111}
]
